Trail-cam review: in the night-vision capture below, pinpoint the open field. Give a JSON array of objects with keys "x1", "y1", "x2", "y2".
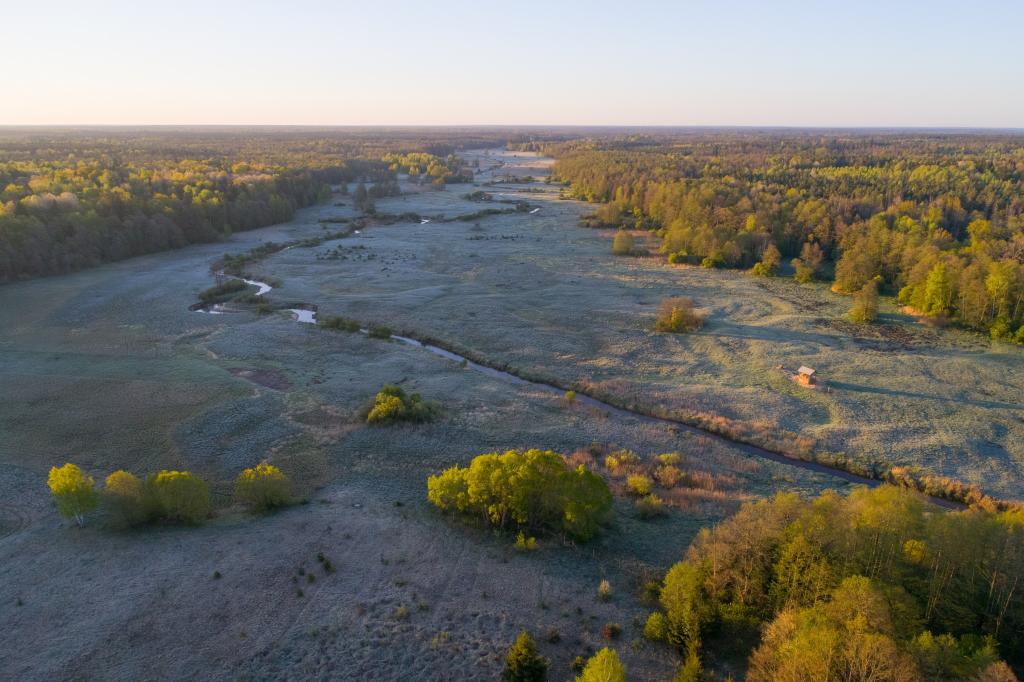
[
  {"x1": 252, "y1": 149, "x2": 1024, "y2": 499},
  {"x1": 0, "y1": 151, "x2": 841, "y2": 680},
  {"x1": 1, "y1": 148, "x2": 1022, "y2": 679}
]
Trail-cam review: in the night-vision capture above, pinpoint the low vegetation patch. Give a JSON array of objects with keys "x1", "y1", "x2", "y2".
[
  {"x1": 198, "y1": 279, "x2": 250, "y2": 303},
  {"x1": 365, "y1": 384, "x2": 440, "y2": 424},
  {"x1": 427, "y1": 448, "x2": 612, "y2": 541},
  {"x1": 319, "y1": 315, "x2": 361, "y2": 332},
  {"x1": 368, "y1": 324, "x2": 393, "y2": 339}
]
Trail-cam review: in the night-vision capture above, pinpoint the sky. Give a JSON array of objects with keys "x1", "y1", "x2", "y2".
[{"x1": 5, "y1": 0, "x2": 1023, "y2": 128}]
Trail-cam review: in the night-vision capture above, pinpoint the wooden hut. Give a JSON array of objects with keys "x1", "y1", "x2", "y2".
[{"x1": 796, "y1": 366, "x2": 816, "y2": 386}]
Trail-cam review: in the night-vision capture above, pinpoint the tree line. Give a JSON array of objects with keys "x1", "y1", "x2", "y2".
[
  {"x1": 544, "y1": 132, "x2": 1024, "y2": 342},
  {"x1": 644, "y1": 484, "x2": 1023, "y2": 680},
  {"x1": 0, "y1": 129, "x2": 515, "y2": 282}
]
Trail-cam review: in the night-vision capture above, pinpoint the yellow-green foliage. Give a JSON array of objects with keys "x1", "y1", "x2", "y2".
[
  {"x1": 47, "y1": 463, "x2": 98, "y2": 526},
  {"x1": 644, "y1": 611, "x2": 669, "y2": 641},
  {"x1": 611, "y1": 230, "x2": 635, "y2": 255},
  {"x1": 235, "y1": 462, "x2": 292, "y2": 511},
  {"x1": 636, "y1": 494, "x2": 667, "y2": 519},
  {"x1": 626, "y1": 474, "x2": 653, "y2": 496},
  {"x1": 652, "y1": 486, "x2": 1024, "y2": 678},
  {"x1": 604, "y1": 449, "x2": 639, "y2": 472},
  {"x1": 576, "y1": 648, "x2": 626, "y2": 682},
  {"x1": 147, "y1": 470, "x2": 211, "y2": 524},
  {"x1": 102, "y1": 470, "x2": 147, "y2": 528},
  {"x1": 427, "y1": 448, "x2": 613, "y2": 541},
  {"x1": 515, "y1": 531, "x2": 538, "y2": 551},
  {"x1": 366, "y1": 383, "x2": 439, "y2": 424}
]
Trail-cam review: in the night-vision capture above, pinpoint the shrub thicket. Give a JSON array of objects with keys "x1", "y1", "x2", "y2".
[
  {"x1": 427, "y1": 449, "x2": 612, "y2": 541},
  {"x1": 235, "y1": 463, "x2": 293, "y2": 512},
  {"x1": 366, "y1": 384, "x2": 440, "y2": 424}
]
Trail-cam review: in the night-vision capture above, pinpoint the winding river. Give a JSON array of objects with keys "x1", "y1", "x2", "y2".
[{"x1": 192, "y1": 274, "x2": 959, "y2": 508}]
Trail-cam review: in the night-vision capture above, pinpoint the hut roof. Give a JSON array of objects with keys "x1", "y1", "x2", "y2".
[{"x1": 798, "y1": 366, "x2": 816, "y2": 376}]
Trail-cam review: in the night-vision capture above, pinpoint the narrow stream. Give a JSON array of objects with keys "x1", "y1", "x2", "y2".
[
  {"x1": 381, "y1": 332, "x2": 960, "y2": 509},
  {"x1": 193, "y1": 273, "x2": 317, "y2": 324}
]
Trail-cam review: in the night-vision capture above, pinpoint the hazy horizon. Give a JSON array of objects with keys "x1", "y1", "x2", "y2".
[{"x1": 7, "y1": 0, "x2": 1023, "y2": 128}]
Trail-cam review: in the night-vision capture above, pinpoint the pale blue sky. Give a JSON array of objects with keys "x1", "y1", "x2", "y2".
[{"x1": 6, "y1": 0, "x2": 1023, "y2": 127}]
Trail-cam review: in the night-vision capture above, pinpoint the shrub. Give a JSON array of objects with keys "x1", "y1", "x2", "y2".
[
  {"x1": 752, "y1": 243, "x2": 781, "y2": 276},
  {"x1": 368, "y1": 324, "x2": 392, "y2": 339},
  {"x1": 655, "y1": 465, "x2": 684, "y2": 488},
  {"x1": 102, "y1": 470, "x2": 147, "y2": 528},
  {"x1": 47, "y1": 463, "x2": 98, "y2": 526},
  {"x1": 564, "y1": 389, "x2": 577, "y2": 403},
  {"x1": 654, "y1": 297, "x2": 705, "y2": 333},
  {"x1": 576, "y1": 648, "x2": 625, "y2": 682},
  {"x1": 146, "y1": 470, "x2": 211, "y2": 524},
  {"x1": 644, "y1": 611, "x2": 668, "y2": 641},
  {"x1": 366, "y1": 384, "x2": 440, "y2": 424},
  {"x1": 701, "y1": 254, "x2": 724, "y2": 269},
  {"x1": 598, "y1": 579, "x2": 613, "y2": 602},
  {"x1": 502, "y1": 630, "x2": 548, "y2": 682},
  {"x1": 626, "y1": 474, "x2": 653, "y2": 496},
  {"x1": 849, "y1": 278, "x2": 879, "y2": 323},
  {"x1": 636, "y1": 494, "x2": 667, "y2": 519},
  {"x1": 611, "y1": 230, "x2": 635, "y2": 255},
  {"x1": 515, "y1": 531, "x2": 538, "y2": 552},
  {"x1": 604, "y1": 449, "x2": 639, "y2": 472},
  {"x1": 656, "y1": 453, "x2": 681, "y2": 466},
  {"x1": 428, "y1": 449, "x2": 612, "y2": 541},
  {"x1": 235, "y1": 462, "x2": 292, "y2": 512}
]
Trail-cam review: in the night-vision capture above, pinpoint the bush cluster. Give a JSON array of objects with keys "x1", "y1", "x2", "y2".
[
  {"x1": 427, "y1": 449, "x2": 613, "y2": 541},
  {"x1": 48, "y1": 461, "x2": 295, "y2": 528},
  {"x1": 366, "y1": 384, "x2": 440, "y2": 424}
]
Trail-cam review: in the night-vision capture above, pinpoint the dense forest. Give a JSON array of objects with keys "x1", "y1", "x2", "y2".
[
  {"x1": 540, "y1": 132, "x2": 1024, "y2": 342},
  {"x1": 647, "y1": 485, "x2": 1023, "y2": 680},
  {"x1": 0, "y1": 128, "x2": 553, "y2": 282}
]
